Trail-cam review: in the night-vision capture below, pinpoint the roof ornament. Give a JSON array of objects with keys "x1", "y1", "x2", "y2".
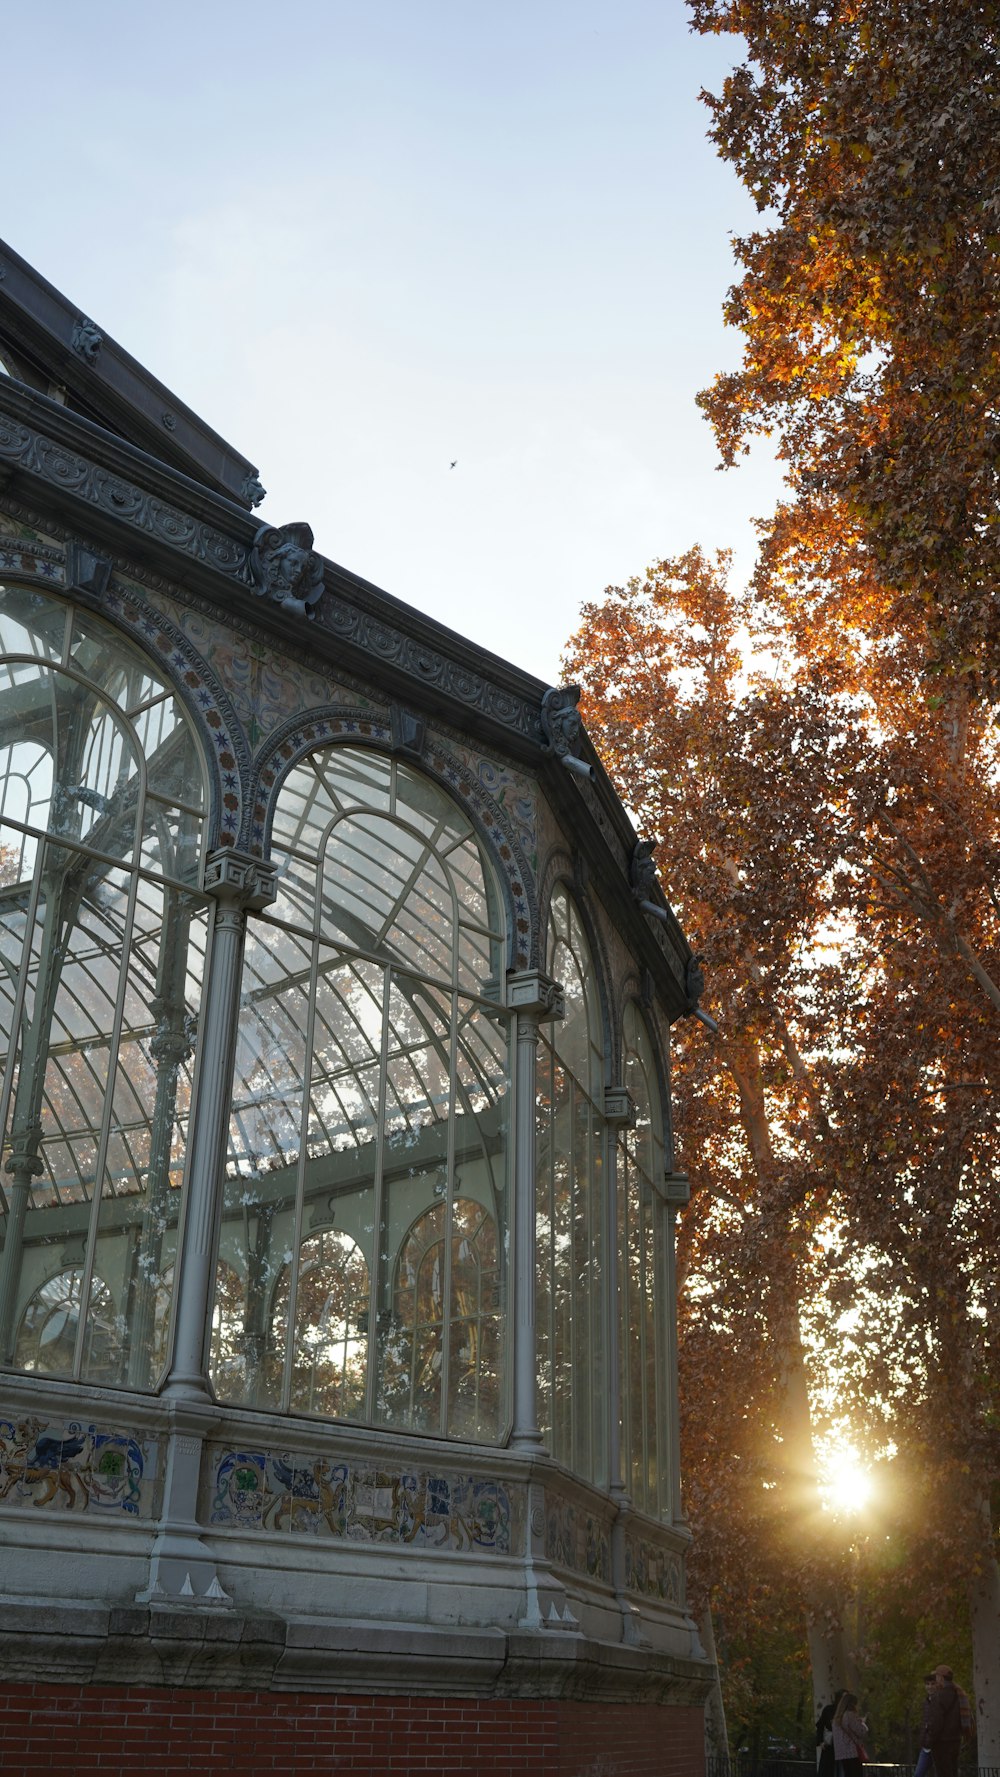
[
  {"x1": 248, "y1": 521, "x2": 324, "y2": 617},
  {"x1": 71, "y1": 316, "x2": 103, "y2": 364},
  {"x1": 540, "y1": 684, "x2": 595, "y2": 782},
  {"x1": 240, "y1": 471, "x2": 267, "y2": 509},
  {"x1": 683, "y1": 951, "x2": 717, "y2": 1032},
  {"x1": 631, "y1": 839, "x2": 675, "y2": 928}
]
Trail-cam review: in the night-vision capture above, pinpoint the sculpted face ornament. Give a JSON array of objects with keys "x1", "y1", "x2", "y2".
[
  {"x1": 249, "y1": 521, "x2": 324, "y2": 617},
  {"x1": 540, "y1": 684, "x2": 595, "y2": 782},
  {"x1": 240, "y1": 471, "x2": 267, "y2": 509},
  {"x1": 71, "y1": 317, "x2": 103, "y2": 364}
]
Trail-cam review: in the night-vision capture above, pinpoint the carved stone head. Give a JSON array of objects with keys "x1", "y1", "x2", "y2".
[{"x1": 249, "y1": 521, "x2": 324, "y2": 616}]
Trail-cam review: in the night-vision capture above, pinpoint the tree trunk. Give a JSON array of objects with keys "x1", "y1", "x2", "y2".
[
  {"x1": 700, "y1": 1603, "x2": 729, "y2": 1764},
  {"x1": 968, "y1": 1497, "x2": 1000, "y2": 1766}
]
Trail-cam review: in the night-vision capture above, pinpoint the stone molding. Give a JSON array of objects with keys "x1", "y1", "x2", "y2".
[{"x1": 0, "y1": 1600, "x2": 712, "y2": 1704}]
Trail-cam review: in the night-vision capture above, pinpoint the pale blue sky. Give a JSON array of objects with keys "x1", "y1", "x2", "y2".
[{"x1": 4, "y1": 1, "x2": 779, "y2": 681}]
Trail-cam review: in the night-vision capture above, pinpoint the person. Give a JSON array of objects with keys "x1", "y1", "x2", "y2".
[
  {"x1": 914, "y1": 1674, "x2": 936, "y2": 1777},
  {"x1": 924, "y1": 1664, "x2": 964, "y2": 1777},
  {"x1": 832, "y1": 1691, "x2": 869, "y2": 1775},
  {"x1": 816, "y1": 1690, "x2": 845, "y2": 1774}
]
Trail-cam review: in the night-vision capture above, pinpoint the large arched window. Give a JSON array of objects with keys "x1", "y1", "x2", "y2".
[
  {"x1": 211, "y1": 745, "x2": 511, "y2": 1442},
  {"x1": 0, "y1": 586, "x2": 209, "y2": 1389},
  {"x1": 537, "y1": 885, "x2": 607, "y2": 1483},
  {"x1": 619, "y1": 1002, "x2": 669, "y2": 1517}
]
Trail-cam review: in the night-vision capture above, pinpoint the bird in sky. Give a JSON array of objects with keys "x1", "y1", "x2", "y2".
[{"x1": 449, "y1": 460, "x2": 457, "y2": 469}]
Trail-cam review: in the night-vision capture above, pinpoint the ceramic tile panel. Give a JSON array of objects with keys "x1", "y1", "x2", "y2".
[
  {"x1": 0, "y1": 1413, "x2": 155, "y2": 1517},
  {"x1": 206, "y1": 1443, "x2": 524, "y2": 1555}
]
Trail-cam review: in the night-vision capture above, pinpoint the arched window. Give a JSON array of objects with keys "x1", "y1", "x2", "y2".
[
  {"x1": 0, "y1": 586, "x2": 209, "y2": 1390},
  {"x1": 389, "y1": 1196, "x2": 500, "y2": 1441},
  {"x1": 14, "y1": 1266, "x2": 118, "y2": 1380},
  {"x1": 269, "y1": 1229, "x2": 369, "y2": 1419},
  {"x1": 537, "y1": 884, "x2": 607, "y2": 1483},
  {"x1": 210, "y1": 745, "x2": 511, "y2": 1442},
  {"x1": 619, "y1": 1003, "x2": 669, "y2": 1517}
]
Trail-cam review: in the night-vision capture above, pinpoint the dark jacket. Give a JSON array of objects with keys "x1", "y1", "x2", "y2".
[{"x1": 926, "y1": 1682, "x2": 962, "y2": 1749}]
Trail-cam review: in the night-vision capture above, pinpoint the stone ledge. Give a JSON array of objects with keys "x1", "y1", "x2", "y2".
[{"x1": 0, "y1": 1599, "x2": 712, "y2": 1705}]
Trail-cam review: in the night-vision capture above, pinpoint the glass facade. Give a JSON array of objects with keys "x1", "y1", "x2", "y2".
[
  {"x1": 0, "y1": 587, "x2": 208, "y2": 1390},
  {"x1": 210, "y1": 745, "x2": 511, "y2": 1442},
  {"x1": 537, "y1": 885, "x2": 607, "y2": 1484},
  {"x1": 0, "y1": 587, "x2": 679, "y2": 1514},
  {"x1": 619, "y1": 1001, "x2": 670, "y2": 1517}
]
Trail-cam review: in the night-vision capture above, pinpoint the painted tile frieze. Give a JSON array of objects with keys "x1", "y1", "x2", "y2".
[
  {"x1": 624, "y1": 1531, "x2": 683, "y2": 1606},
  {"x1": 206, "y1": 1444, "x2": 523, "y2": 1556},
  {"x1": 543, "y1": 1494, "x2": 611, "y2": 1584},
  {"x1": 0, "y1": 1414, "x2": 154, "y2": 1517}
]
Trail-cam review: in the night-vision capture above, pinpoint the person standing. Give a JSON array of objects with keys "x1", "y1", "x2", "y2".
[
  {"x1": 816, "y1": 1690, "x2": 845, "y2": 1775},
  {"x1": 914, "y1": 1674, "x2": 937, "y2": 1777},
  {"x1": 924, "y1": 1664, "x2": 964, "y2": 1777},
  {"x1": 832, "y1": 1691, "x2": 869, "y2": 1775}
]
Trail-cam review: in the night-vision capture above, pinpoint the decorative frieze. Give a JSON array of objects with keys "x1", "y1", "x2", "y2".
[
  {"x1": 624, "y1": 1532, "x2": 684, "y2": 1607},
  {"x1": 206, "y1": 1445, "x2": 522, "y2": 1556},
  {"x1": 543, "y1": 1494, "x2": 612, "y2": 1584},
  {"x1": 0, "y1": 1413, "x2": 155, "y2": 1517}
]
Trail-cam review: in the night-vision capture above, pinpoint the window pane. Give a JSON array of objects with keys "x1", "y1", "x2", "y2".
[
  {"x1": 538, "y1": 885, "x2": 606, "y2": 1484},
  {"x1": 0, "y1": 589, "x2": 207, "y2": 1392}
]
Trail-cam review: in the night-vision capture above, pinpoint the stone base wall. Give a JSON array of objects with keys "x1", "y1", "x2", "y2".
[{"x1": 0, "y1": 1684, "x2": 706, "y2": 1777}]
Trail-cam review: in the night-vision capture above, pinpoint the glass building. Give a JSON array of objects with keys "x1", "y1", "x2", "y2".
[{"x1": 0, "y1": 241, "x2": 710, "y2": 1776}]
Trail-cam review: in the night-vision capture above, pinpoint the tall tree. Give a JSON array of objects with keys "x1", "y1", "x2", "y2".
[
  {"x1": 688, "y1": 0, "x2": 1000, "y2": 693},
  {"x1": 567, "y1": 545, "x2": 1000, "y2": 1754},
  {"x1": 566, "y1": 549, "x2": 862, "y2": 1720}
]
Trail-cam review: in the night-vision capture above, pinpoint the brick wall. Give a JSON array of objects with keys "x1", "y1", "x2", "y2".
[{"x1": 0, "y1": 1684, "x2": 705, "y2": 1776}]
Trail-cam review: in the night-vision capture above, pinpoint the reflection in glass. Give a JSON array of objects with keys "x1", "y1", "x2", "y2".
[
  {"x1": 0, "y1": 587, "x2": 208, "y2": 1390},
  {"x1": 211, "y1": 746, "x2": 511, "y2": 1442},
  {"x1": 619, "y1": 1003, "x2": 668, "y2": 1518},
  {"x1": 537, "y1": 885, "x2": 607, "y2": 1484}
]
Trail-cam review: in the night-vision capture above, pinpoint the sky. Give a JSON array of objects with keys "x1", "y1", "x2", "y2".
[{"x1": 2, "y1": 0, "x2": 781, "y2": 684}]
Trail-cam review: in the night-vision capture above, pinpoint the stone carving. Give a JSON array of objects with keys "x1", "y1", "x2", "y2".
[
  {"x1": 629, "y1": 839, "x2": 659, "y2": 901},
  {"x1": 541, "y1": 684, "x2": 594, "y2": 780},
  {"x1": 321, "y1": 597, "x2": 541, "y2": 740},
  {"x1": 684, "y1": 952, "x2": 705, "y2": 1012},
  {"x1": 0, "y1": 404, "x2": 545, "y2": 746},
  {"x1": 71, "y1": 317, "x2": 103, "y2": 364},
  {"x1": 624, "y1": 1532, "x2": 684, "y2": 1606},
  {"x1": 240, "y1": 471, "x2": 267, "y2": 509},
  {"x1": 249, "y1": 522, "x2": 325, "y2": 617},
  {"x1": 506, "y1": 970, "x2": 565, "y2": 1022},
  {"x1": 203, "y1": 849, "x2": 279, "y2": 911},
  {"x1": 544, "y1": 1495, "x2": 612, "y2": 1584},
  {"x1": 0, "y1": 415, "x2": 246, "y2": 575}
]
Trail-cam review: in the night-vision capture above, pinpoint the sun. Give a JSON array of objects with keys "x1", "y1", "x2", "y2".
[{"x1": 818, "y1": 1445, "x2": 874, "y2": 1516}]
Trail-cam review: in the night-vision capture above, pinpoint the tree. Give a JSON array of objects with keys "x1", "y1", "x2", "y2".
[
  {"x1": 566, "y1": 548, "x2": 864, "y2": 1722},
  {"x1": 566, "y1": 544, "x2": 1000, "y2": 1755},
  {"x1": 688, "y1": 0, "x2": 1000, "y2": 694}
]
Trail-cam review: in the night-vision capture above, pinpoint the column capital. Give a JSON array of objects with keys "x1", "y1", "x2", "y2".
[
  {"x1": 506, "y1": 969, "x2": 564, "y2": 1022},
  {"x1": 203, "y1": 848, "x2": 279, "y2": 911},
  {"x1": 603, "y1": 1085, "x2": 636, "y2": 1128},
  {"x1": 662, "y1": 1171, "x2": 690, "y2": 1206}
]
